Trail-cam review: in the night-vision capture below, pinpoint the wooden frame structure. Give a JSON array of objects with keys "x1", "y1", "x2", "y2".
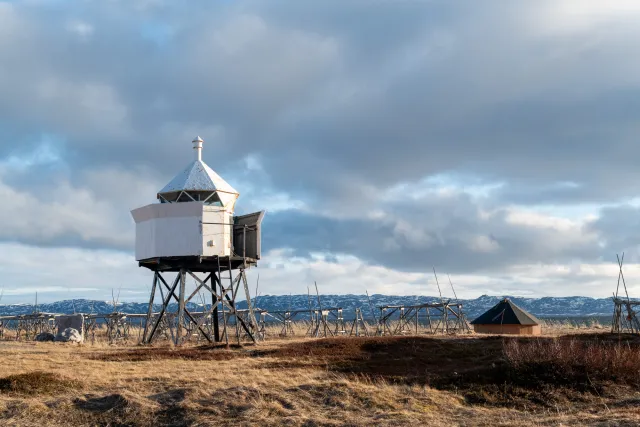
[
  {"x1": 308, "y1": 308, "x2": 346, "y2": 337},
  {"x1": 349, "y1": 308, "x2": 370, "y2": 337},
  {"x1": 377, "y1": 301, "x2": 471, "y2": 335},
  {"x1": 0, "y1": 313, "x2": 56, "y2": 340},
  {"x1": 140, "y1": 256, "x2": 259, "y2": 346},
  {"x1": 84, "y1": 313, "x2": 151, "y2": 344},
  {"x1": 1, "y1": 301, "x2": 471, "y2": 343},
  {"x1": 612, "y1": 297, "x2": 640, "y2": 334},
  {"x1": 611, "y1": 253, "x2": 640, "y2": 334},
  {"x1": 264, "y1": 307, "x2": 346, "y2": 338}
]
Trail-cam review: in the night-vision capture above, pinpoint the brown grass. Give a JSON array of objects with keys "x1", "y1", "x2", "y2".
[
  {"x1": 1, "y1": 333, "x2": 640, "y2": 426},
  {"x1": 89, "y1": 344, "x2": 247, "y2": 362},
  {"x1": 0, "y1": 372, "x2": 81, "y2": 396}
]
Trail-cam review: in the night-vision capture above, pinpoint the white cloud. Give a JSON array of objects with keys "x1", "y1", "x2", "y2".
[
  {"x1": 0, "y1": 242, "x2": 146, "y2": 304},
  {"x1": 532, "y1": 1, "x2": 640, "y2": 35},
  {"x1": 250, "y1": 250, "x2": 630, "y2": 300},
  {"x1": 0, "y1": 243, "x2": 629, "y2": 304},
  {"x1": 0, "y1": 162, "x2": 160, "y2": 248},
  {"x1": 250, "y1": 250, "x2": 431, "y2": 297},
  {"x1": 504, "y1": 208, "x2": 588, "y2": 232}
]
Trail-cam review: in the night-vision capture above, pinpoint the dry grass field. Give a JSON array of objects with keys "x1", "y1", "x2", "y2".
[{"x1": 1, "y1": 328, "x2": 639, "y2": 426}]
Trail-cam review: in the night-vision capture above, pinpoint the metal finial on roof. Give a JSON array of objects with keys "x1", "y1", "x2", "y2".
[{"x1": 192, "y1": 136, "x2": 204, "y2": 161}]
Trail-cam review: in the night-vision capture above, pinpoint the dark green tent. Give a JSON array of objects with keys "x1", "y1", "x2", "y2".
[{"x1": 471, "y1": 298, "x2": 540, "y2": 325}]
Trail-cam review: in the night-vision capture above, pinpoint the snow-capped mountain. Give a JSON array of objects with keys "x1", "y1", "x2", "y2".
[{"x1": 0, "y1": 294, "x2": 615, "y2": 319}]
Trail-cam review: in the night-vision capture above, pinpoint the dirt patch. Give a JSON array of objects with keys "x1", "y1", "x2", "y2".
[
  {"x1": 73, "y1": 393, "x2": 153, "y2": 427},
  {"x1": 201, "y1": 386, "x2": 262, "y2": 417},
  {"x1": 0, "y1": 371, "x2": 81, "y2": 396},
  {"x1": 149, "y1": 388, "x2": 187, "y2": 406},
  {"x1": 88, "y1": 344, "x2": 247, "y2": 362},
  {"x1": 155, "y1": 404, "x2": 192, "y2": 427},
  {"x1": 259, "y1": 336, "x2": 508, "y2": 385},
  {"x1": 74, "y1": 393, "x2": 130, "y2": 413},
  {"x1": 257, "y1": 335, "x2": 640, "y2": 410},
  {"x1": 258, "y1": 337, "x2": 368, "y2": 359},
  {"x1": 149, "y1": 389, "x2": 192, "y2": 427}
]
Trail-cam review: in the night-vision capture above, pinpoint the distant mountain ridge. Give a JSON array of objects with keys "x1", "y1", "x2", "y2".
[{"x1": 0, "y1": 294, "x2": 615, "y2": 319}]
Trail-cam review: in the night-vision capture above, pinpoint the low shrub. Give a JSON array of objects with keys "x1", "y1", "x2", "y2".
[{"x1": 503, "y1": 337, "x2": 640, "y2": 387}]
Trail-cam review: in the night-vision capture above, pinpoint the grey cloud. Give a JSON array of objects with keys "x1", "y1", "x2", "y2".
[
  {"x1": 2, "y1": 0, "x2": 637, "y2": 191},
  {"x1": 0, "y1": 0, "x2": 638, "y2": 281},
  {"x1": 587, "y1": 205, "x2": 640, "y2": 263},
  {"x1": 263, "y1": 191, "x2": 601, "y2": 274}
]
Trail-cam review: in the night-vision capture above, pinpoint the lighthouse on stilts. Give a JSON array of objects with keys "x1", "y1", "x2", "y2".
[{"x1": 131, "y1": 137, "x2": 265, "y2": 346}]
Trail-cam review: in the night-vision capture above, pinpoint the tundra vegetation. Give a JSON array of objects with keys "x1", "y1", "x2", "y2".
[{"x1": 0, "y1": 322, "x2": 638, "y2": 426}]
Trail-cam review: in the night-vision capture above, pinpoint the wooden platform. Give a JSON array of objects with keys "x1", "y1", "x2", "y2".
[{"x1": 138, "y1": 256, "x2": 257, "y2": 272}]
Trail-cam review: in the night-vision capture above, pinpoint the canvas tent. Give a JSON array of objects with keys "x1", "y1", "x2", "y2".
[{"x1": 470, "y1": 298, "x2": 541, "y2": 335}]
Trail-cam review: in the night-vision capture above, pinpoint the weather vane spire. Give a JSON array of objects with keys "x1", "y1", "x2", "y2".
[{"x1": 192, "y1": 136, "x2": 203, "y2": 161}]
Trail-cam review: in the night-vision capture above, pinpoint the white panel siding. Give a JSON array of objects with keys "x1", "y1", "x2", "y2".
[
  {"x1": 131, "y1": 201, "x2": 204, "y2": 222},
  {"x1": 136, "y1": 216, "x2": 202, "y2": 259},
  {"x1": 131, "y1": 202, "x2": 232, "y2": 260},
  {"x1": 201, "y1": 208, "x2": 231, "y2": 257}
]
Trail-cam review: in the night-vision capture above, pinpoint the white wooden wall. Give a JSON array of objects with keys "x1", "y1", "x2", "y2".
[{"x1": 131, "y1": 202, "x2": 232, "y2": 261}]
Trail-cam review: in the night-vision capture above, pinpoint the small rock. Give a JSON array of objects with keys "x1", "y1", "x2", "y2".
[
  {"x1": 35, "y1": 332, "x2": 55, "y2": 342},
  {"x1": 55, "y1": 328, "x2": 83, "y2": 343}
]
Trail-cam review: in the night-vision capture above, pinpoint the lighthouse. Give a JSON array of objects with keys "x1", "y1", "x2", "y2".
[{"x1": 130, "y1": 137, "x2": 265, "y2": 346}]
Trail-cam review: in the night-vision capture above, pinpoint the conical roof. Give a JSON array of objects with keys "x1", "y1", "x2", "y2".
[
  {"x1": 157, "y1": 137, "x2": 239, "y2": 209},
  {"x1": 470, "y1": 298, "x2": 540, "y2": 325},
  {"x1": 159, "y1": 160, "x2": 238, "y2": 196}
]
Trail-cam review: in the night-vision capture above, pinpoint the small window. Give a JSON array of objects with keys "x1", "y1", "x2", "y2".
[
  {"x1": 204, "y1": 193, "x2": 223, "y2": 206},
  {"x1": 177, "y1": 192, "x2": 194, "y2": 202},
  {"x1": 158, "y1": 192, "x2": 179, "y2": 203}
]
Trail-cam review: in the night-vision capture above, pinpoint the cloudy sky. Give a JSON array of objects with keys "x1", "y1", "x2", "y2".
[{"x1": 1, "y1": 0, "x2": 640, "y2": 303}]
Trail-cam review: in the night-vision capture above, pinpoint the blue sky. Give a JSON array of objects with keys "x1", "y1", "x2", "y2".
[{"x1": 1, "y1": 0, "x2": 640, "y2": 303}]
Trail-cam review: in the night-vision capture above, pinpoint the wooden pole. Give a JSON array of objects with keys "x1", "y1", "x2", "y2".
[
  {"x1": 146, "y1": 273, "x2": 180, "y2": 343},
  {"x1": 142, "y1": 272, "x2": 158, "y2": 344},
  {"x1": 216, "y1": 258, "x2": 229, "y2": 345},
  {"x1": 176, "y1": 269, "x2": 186, "y2": 346},
  {"x1": 212, "y1": 273, "x2": 220, "y2": 342},
  {"x1": 229, "y1": 259, "x2": 241, "y2": 345}
]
